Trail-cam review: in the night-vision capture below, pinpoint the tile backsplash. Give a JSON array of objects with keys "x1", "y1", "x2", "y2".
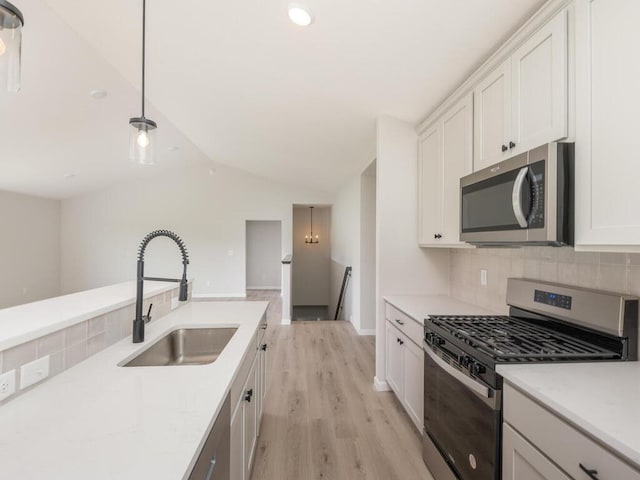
[{"x1": 449, "y1": 247, "x2": 640, "y2": 313}]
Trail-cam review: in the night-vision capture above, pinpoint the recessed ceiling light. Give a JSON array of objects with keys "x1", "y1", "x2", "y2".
[
  {"x1": 90, "y1": 89, "x2": 108, "y2": 99},
  {"x1": 168, "y1": 146, "x2": 179, "y2": 152},
  {"x1": 63, "y1": 173, "x2": 77, "y2": 179},
  {"x1": 288, "y1": 4, "x2": 313, "y2": 27}
]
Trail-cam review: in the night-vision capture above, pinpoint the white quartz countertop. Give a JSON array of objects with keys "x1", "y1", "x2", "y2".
[
  {"x1": 498, "y1": 362, "x2": 640, "y2": 470},
  {"x1": 0, "y1": 280, "x2": 188, "y2": 352},
  {"x1": 384, "y1": 294, "x2": 496, "y2": 324},
  {"x1": 0, "y1": 301, "x2": 268, "y2": 480}
]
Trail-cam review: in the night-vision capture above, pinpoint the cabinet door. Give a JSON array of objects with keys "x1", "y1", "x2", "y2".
[
  {"x1": 418, "y1": 124, "x2": 444, "y2": 245},
  {"x1": 511, "y1": 10, "x2": 568, "y2": 155},
  {"x1": 230, "y1": 404, "x2": 244, "y2": 480},
  {"x1": 243, "y1": 358, "x2": 258, "y2": 480},
  {"x1": 474, "y1": 59, "x2": 512, "y2": 171},
  {"x1": 257, "y1": 344, "x2": 267, "y2": 435},
  {"x1": 385, "y1": 322, "x2": 404, "y2": 397},
  {"x1": 402, "y1": 338, "x2": 424, "y2": 431},
  {"x1": 503, "y1": 423, "x2": 571, "y2": 480},
  {"x1": 442, "y1": 92, "x2": 474, "y2": 244},
  {"x1": 575, "y1": 0, "x2": 640, "y2": 247}
]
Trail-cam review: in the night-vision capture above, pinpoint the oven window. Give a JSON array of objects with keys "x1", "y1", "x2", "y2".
[
  {"x1": 424, "y1": 350, "x2": 499, "y2": 480},
  {"x1": 461, "y1": 168, "x2": 527, "y2": 233}
]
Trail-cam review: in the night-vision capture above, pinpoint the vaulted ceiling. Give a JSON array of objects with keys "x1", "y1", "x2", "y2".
[{"x1": 2, "y1": 0, "x2": 544, "y2": 198}]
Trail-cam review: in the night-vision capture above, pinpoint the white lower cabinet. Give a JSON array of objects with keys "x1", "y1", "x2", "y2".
[
  {"x1": 503, "y1": 423, "x2": 570, "y2": 480},
  {"x1": 503, "y1": 384, "x2": 640, "y2": 480},
  {"x1": 230, "y1": 323, "x2": 268, "y2": 480},
  {"x1": 385, "y1": 318, "x2": 423, "y2": 431}
]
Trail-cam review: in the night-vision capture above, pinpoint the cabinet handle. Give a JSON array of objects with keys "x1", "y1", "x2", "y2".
[
  {"x1": 204, "y1": 454, "x2": 217, "y2": 480},
  {"x1": 579, "y1": 464, "x2": 599, "y2": 480},
  {"x1": 501, "y1": 144, "x2": 508, "y2": 152},
  {"x1": 395, "y1": 319, "x2": 405, "y2": 326},
  {"x1": 509, "y1": 141, "x2": 516, "y2": 149},
  {"x1": 261, "y1": 343, "x2": 267, "y2": 351},
  {"x1": 399, "y1": 339, "x2": 404, "y2": 346},
  {"x1": 434, "y1": 234, "x2": 442, "y2": 239},
  {"x1": 245, "y1": 389, "x2": 253, "y2": 402}
]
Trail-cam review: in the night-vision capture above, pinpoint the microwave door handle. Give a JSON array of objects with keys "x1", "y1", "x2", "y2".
[
  {"x1": 423, "y1": 343, "x2": 490, "y2": 398},
  {"x1": 512, "y1": 167, "x2": 529, "y2": 228}
]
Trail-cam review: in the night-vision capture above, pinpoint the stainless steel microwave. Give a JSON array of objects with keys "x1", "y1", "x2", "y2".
[{"x1": 460, "y1": 142, "x2": 574, "y2": 246}]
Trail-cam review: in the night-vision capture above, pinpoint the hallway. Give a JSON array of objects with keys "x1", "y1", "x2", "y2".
[{"x1": 234, "y1": 291, "x2": 433, "y2": 480}]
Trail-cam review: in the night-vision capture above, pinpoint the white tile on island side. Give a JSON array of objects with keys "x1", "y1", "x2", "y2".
[
  {"x1": 36, "y1": 330, "x2": 65, "y2": 358},
  {"x1": 64, "y1": 322, "x2": 88, "y2": 348},
  {"x1": 2, "y1": 341, "x2": 37, "y2": 373}
]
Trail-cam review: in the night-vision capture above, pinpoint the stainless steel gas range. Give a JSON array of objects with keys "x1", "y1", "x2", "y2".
[{"x1": 422, "y1": 278, "x2": 638, "y2": 480}]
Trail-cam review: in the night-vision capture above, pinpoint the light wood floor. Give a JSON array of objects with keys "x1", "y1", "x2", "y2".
[{"x1": 236, "y1": 291, "x2": 434, "y2": 480}]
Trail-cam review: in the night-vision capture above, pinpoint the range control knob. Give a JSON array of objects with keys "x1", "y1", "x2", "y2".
[
  {"x1": 469, "y1": 362, "x2": 486, "y2": 376},
  {"x1": 459, "y1": 355, "x2": 472, "y2": 368},
  {"x1": 433, "y1": 335, "x2": 445, "y2": 347}
]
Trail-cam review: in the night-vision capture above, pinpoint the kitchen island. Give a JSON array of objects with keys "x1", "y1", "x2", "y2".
[{"x1": 0, "y1": 301, "x2": 268, "y2": 479}]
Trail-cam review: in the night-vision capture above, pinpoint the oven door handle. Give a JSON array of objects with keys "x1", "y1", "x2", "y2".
[
  {"x1": 512, "y1": 166, "x2": 529, "y2": 228},
  {"x1": 424, "y1": 344, "x2": 490, "y2": 398}
]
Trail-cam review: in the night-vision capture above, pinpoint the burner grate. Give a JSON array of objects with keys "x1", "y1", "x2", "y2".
[{"x1": 428, "y1": 315, "x2": 619, "y2": 361}]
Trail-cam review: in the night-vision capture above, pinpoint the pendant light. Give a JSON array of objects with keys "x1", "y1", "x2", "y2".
[
  {"x1": 129, "y1": 0, "x2": 157, "y2": 165},
  {"x1": 304, "y1": 206, "x2": 319, "y2": 244},
  {"x1": 0, "y1": 0, "x2": 24, "y2": 93}
]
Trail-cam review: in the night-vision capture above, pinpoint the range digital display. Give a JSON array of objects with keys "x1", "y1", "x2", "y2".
[{"x1": 534, "y1": 289, "x2": 572, "y2": 310}]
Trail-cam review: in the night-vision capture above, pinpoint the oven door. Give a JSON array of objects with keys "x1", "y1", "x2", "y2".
[{"x1": 423, "y1": 343, "x2": 501, "y2": 480}]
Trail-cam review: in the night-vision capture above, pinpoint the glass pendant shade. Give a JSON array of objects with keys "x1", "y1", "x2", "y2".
[
  {"x1": 0, "y1": 0, "x2": 24, "y2": 93},
  {"x1": 129, "y1": 117, "x2": 157, "y2": 165}
]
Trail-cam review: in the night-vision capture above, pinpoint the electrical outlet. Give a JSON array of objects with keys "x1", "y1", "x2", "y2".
[
  {"x1": 171, "y1": 297, "x2": 179, "y2": 310},
  {"x1": 480, "y1": 269, "x2": 488, "y2": 287},
  {"x1": 20, "y1": 356, "x2": 50, "y2": 390},
  {"x1": 0, "y1": 370, "x2": 16, "y2": 401}
]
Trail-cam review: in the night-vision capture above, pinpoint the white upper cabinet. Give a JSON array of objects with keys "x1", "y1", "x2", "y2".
[
  {"x1": 474, "y1": 9, "x2": 568, "y2": 172},
  {"x1": 418, "y1": 125, "x2": 443, "y2": 245},
  {"x1": 418, "y1": 92, "x2": 473, "y2": 247},
  {"x1": 474, "y1": 60, "x2": 512, "y2": 171},
  {"x1": 511, "y1": 10, "x2": 568, "y2": 155},
  {"x1": 575, "y1": 0, "x2": 640, "y2": 248}
]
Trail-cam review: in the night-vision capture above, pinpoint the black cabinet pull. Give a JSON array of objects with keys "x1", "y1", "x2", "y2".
[
  {"x1": 502, "y1": 144, "x2": 508, "y2": 152},
  {"x1": 579, "y1": 464, "x2": 599, "y2": 480},
  {"x1": 509, "y1": 141, "x2": 516, "y2": 149},
  {"x1": 260, "y1": 343, "x2": 267, "y2": 351},
  {"x1": 395, "y1": 319, "x2": 405, "y2": 326},
  {"x1": 245, "y1": 389, "x2": 253, "y2": 402},
  {"x1": 434, "y1": 234, "x2": 442, "y2": 239},
  {"x1": 399, "y1": 339, "x2": 404, "y2": 346}
]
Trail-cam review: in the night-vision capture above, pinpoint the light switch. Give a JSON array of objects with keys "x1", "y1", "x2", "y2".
[{"x1": 20, "y1": 356, "x2": 50, "y2": 390}]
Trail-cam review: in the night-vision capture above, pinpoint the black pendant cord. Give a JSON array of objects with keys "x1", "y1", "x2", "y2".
[
  {"x1": 310, "y1": 207, "x2": 313, "y2": 237},
  {"x1": 141, "y1": 0, "x2": 146, "y2": 118}
]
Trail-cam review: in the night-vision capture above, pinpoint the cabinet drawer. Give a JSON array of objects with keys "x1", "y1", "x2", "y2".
[
  {"x1": 504, "y1": 384, "x2": 640, "y2": 480},
  {"x1": 385, "y1": 303, "x2": 423, "y2": 346}
]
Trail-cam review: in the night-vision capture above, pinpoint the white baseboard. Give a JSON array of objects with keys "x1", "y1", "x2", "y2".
[
  {"x1": 281, "y1": 317, "x2": 291, "y2": 325},
  {"x1": 358, "y1": 328, "x2": 376, "y2": 336},
  {"x1": 374, "y1": 376, "x2": 391, "y2": 392},
  {"x1": 192, "y1": 293, "x2": 247, "y2": 299},
  {"x1": 246, "y1": 286, "x2": 281, "y2": 291}
]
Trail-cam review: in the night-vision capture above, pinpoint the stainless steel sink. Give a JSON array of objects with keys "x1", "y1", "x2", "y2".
[{"x1": 122, "y1": 327, "x2": 238, "y2": 367}]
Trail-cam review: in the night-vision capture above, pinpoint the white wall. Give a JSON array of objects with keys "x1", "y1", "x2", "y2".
[
  {"x1": 246, "y1": 220, "x2": 282, "y2": 289},
  {"x1": 360, "y1": 165, "x2": 376, "y2": 333},
  {"x1": 60, "y1": 164, "x2": 332, "y2": 297},
  {"x1": 292, "y1": 206, "x2": 331, "y2": 306},
  {"x1": 375, "y1": 116, "x2": 449, "y2": 388},
  {"x1": 0, "y1": 191, "x2": 61, "y2": 308},
  {"x1": 330, "y1": 176, "x2": 361, "y2": 328}
]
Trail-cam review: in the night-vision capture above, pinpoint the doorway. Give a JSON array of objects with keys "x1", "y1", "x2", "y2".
[
  {"x1": 292, "y1": 205, "x2": 331, "y2": 321},
  {"x1": 246, "y1": 221, "x2": 282, "y2": 291}
]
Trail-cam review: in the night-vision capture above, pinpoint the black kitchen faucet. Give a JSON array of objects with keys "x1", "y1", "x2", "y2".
[{"x1": 132, "y1": 229, "x2": 189, "y2": 343}]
